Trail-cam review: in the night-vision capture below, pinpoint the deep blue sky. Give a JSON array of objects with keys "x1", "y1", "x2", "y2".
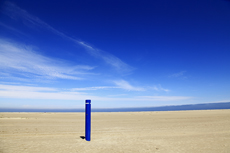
[{"x1": 0, "y1": 0, "x2": 230, "y2": 109}]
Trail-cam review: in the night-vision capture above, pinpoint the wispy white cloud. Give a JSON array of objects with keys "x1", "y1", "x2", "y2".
[
  {"x1": 0, "y1": 84, "x2": 56, "y2": 92},
  {"x1": 0, "y1": 22, "x2": 28, "y2": 37},
  {"x1": 2, "y1": 2, "x2": 133, "y2": 74},
  {"x1": 113, "y1": 81, "x2": 169, "y2": 92},
  {"x1": 169, "y1": 71, "x2": 186, "y2": 77},
  {"x1": 113, "y1": 80, "x2": 145, "y2": 91},
  {"x1": 0, "y1": 84, "x2": 88, "y2": 100},
  {"x1": 108, "y1": 94, "x2": 127, "y2": 97},
  {"x1": 150, "y1": 84, "x2": 169, "y2": 92},
  {"x1": 71, "y1": 86, "x2": 118, "y2": 91},
  {"x1": 212, "y1": 100, "x2": 230, "y2": 103},
  {"x1": 0, "y1": 89, "x2": 86, "y2": 100},
  {"x1": 78, "y1": 41, "x2": 134, "y2": 73},
  {"x1": 135, "y1": 96, "x2": 191, "y2": 101},
  {"x1": 0, "y1": 39, "x2": 94, "y2": 80},
  {"x1": 0, "y1": 84, "x2": 191, "y2": 102},
  {"x1": 71, "y1": 84, "x2": 169, "y2": 93},
  {"x1": 2, "y1": 2, "x2": 68, "y2": 39}
]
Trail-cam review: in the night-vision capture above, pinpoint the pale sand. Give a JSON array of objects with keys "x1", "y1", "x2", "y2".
[{"x1": 0, "y1": 110, "x2": 230, "y2": 153}]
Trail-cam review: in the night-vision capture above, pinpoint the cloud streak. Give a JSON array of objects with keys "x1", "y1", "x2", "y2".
[
  {"x1": 0, "y1": 22, "x2": 28, "y2": 37},
  {"x1": 0, "y1": 84, "x2": 89, "y2": 100},
  {"x1": 0, "y1": 84, "x2": 191, "y2": 102},
  {"x1": 71, "y1": 86, "x2": 118, "y2": 91},
  {"x1": 0, "y1": 84, "x2": 56, "y2": 92},
  {"x1": 2, "y1": 2, "x2": 133, "y2": 74},
  {"x1": 78, "y1": 41, "x2": 134, "y2": 73},
  {"x1": 169, "y1": 71, "x2": 186, "y2": 77},
  {"x1": 151, "y1": 85, "x2": 169, "y2": 92},
  {"x1": 135, "y1": 96, "x2": 191, "y2": 101},
  {"x1": 113, "y1": 80, "x2": 145, "y2": 91},
  {"x1": 0, "y1": 39, "x2": 94, "y2": 80}
]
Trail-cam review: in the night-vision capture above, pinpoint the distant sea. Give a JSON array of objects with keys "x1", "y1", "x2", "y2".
[{"x1": 0, "y1": 102, "x2": 230, "y2": 112}]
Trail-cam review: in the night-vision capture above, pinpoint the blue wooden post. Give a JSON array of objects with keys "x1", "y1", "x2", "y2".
[{"x1": 85, "y1": 99, "x2": 91, "y2": 141}]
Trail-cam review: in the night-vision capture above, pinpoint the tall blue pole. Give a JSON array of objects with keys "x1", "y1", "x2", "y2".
[{"x1": 85, "y1": 99, "x2": 91, "y2": 141}]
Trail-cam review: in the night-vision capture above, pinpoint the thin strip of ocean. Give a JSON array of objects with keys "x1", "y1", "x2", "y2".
[{"x1": 0, "y1": 102, "x2": 230, "y2": 112}]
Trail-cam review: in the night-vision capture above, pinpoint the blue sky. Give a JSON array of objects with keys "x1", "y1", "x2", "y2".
[{"x1": 0, "y1": 0, "x2": 230, "y2": 109}]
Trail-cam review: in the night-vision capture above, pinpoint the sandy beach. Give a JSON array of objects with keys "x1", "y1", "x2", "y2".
[{"x1": 0, "y1": 110, "x2": 230, "y2": 153}]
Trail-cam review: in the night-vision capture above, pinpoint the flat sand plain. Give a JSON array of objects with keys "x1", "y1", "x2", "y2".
[{"x1": 0, "y1": 110, "x2": 230, "y2": 153}]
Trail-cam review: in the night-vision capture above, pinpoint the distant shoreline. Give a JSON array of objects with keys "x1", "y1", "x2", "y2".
[{"x1": 1, "y1": 102, "x2": 230, "y2": 112}]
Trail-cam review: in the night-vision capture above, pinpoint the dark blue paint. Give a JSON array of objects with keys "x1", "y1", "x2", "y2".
[{"x1": 85, "y1": 99, "x2": 91, "y2": 141}]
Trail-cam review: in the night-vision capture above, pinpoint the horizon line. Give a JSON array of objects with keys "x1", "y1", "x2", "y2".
[{"x1": 1, "y1": 102, "x2": 229, "y2": 110}]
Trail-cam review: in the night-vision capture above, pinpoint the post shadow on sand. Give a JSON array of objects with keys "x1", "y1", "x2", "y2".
[{"x1": 80, "y1": 136, "x2": 85, "y2": 139}]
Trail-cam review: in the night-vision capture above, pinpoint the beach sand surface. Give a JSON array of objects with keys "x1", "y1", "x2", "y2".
[{"x1": 0, "y1": 110, "x2": 230, "y2": 153}]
